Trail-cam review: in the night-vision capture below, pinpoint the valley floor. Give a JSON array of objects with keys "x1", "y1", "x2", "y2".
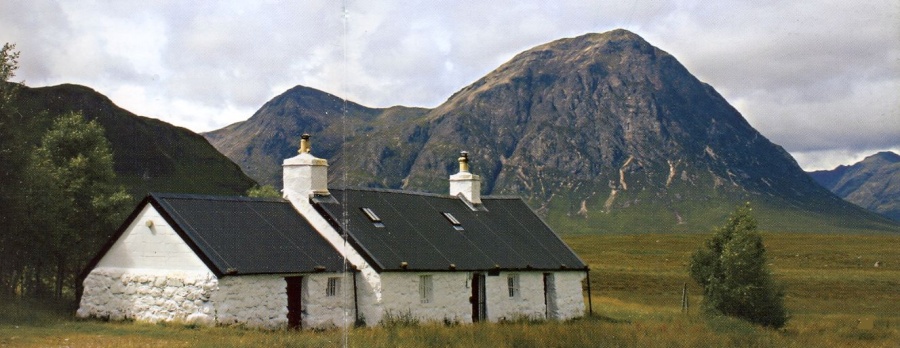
[{"x1": 1, "y1": 233, "x2": 897, "y2": 347}]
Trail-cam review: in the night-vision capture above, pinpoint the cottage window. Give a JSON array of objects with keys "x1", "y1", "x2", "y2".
[
  {"x1": 508, "y1": 274, "x2": 520, "y2": 298},
  {"x1": 419, "y1": 275, "x2": 434, "y2": 304},
  {"x1": 326, "y1": 277, "x2": 341, "y2": 297}
]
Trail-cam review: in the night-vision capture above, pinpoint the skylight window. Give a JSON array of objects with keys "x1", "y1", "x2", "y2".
[
  {"x1": 442, "y1": 212, "x2": 464, "y2": 231},
  {"x1": 361, "y1": 207, "x2": 384, "y2": 228}
]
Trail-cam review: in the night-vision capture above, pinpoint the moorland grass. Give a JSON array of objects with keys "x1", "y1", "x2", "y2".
[{"x1": 1, "y1": 233, "x2": 897, "y2": 347}]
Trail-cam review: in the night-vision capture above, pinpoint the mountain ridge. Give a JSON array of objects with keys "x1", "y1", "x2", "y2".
[
  {"x1": 11, "y1": 83, "x2": 257, "y2": 198},
  {"x1": 204, "y1": 29, "x2": 898, "y2": 233},
  {"x1": 809, "y1": 151, "x2": 900, "y2": 221}
]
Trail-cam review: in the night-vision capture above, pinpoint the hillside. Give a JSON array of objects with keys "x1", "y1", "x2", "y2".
[
  {"x1": 204, "y1": 85, "x2": 430, "y2": 188},
  {"x1": 205, "y1": 29, "x2": 898, "y2": 234},
  {"x1": 10, "y1": 83, "x2": 257, "y2": 198},
  {"x1": 809, "y1": 152, "x2": 900, "y2": 221}
]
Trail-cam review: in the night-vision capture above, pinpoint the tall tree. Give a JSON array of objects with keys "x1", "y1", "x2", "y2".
[
  {"x1": 689, "y1": 203, "x2": 788, "y2": 328},
  {"x1": 0, "y1": 43, "x2": 26, "y2": 296},
  {"x1": 26, "y1": 112, "x2": 131, "y2": 299}
]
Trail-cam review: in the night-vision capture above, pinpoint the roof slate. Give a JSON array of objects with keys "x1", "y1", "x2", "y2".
[
  {"x1": 149, "y1": 193, "x2": 345, "y2": 276},
  {"x1": 313, "y1": 188, "x2": 587, "y2": 272}
]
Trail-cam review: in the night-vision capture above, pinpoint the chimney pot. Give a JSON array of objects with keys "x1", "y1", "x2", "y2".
[
  {"x1": 299, "y1": 133, "x2": 311, "y2": 154},
  {"x1": 458, "y1": 151, "x2": 470, "y2": 172}
]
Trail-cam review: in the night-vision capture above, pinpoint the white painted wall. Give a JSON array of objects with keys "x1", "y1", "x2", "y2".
[
  {"x1": 484, "y1": 272, "x2": 545, "y2": 321},
  {"x1": 301, "y1": 273, "x2": 355, "y2": 328},
  {"x1": 95, "y1": 204, "x2": 208, "y2": 271},
  {"x1": 211, "y1": 275, "x2": 291, "y2": 329},
  {"x1": 550, "y1": 271, "x2": 586, "y2": 320},
  {"x1": 375, "y1": 271, "x2": 585, "y2": 324},
  {"x1": 379, "y1": 272, "x2": 471, "y2": 324}
]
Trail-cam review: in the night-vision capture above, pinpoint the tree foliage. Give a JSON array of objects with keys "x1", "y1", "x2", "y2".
[
  {"x1": 25, "y1": 112, "x2": 132, "y2": 298},
  {"x1": 689, "y1": 203, "x2": 788, "y2": 328},
  {"x1": 0, "y1": 43, "x2": 20, "y2": 105},
  {"x1": 246, "y1": 184, "x2": 281, "y2": 198},
  {"x1": 0, "y1": 42, "x2": 26, "y2": 297},
  {"x1": 1, "y1": 44, "x2": 134, "y2": 301}
]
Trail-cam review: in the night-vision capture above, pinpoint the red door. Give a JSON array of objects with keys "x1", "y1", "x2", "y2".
[
  {"x1": 471, "y1": 273, "x2": 486, "y2": 322},
  {"x1": 285, "y1": 276, "x2": 303, "y2": 329}
]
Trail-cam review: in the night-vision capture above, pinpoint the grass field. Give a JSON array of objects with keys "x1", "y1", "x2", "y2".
[{"x1": 1, "y1": 233, "x2": 898, "y2": 347}]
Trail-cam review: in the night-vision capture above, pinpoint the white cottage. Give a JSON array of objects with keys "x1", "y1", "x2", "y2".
[{"x1": 78, "y1": 134, "x2": 588, "y2": 329}]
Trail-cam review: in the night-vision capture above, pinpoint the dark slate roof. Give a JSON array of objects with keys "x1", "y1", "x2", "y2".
[
  {"x1": 86, "y1": 193, "x2": 345, "y2": 277},
  {"x1": 312, "y1": 188, "x2": 586, "y2": 272}
]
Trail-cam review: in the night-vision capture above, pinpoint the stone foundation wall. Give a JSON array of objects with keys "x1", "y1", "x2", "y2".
[{"x1": 77, "y1": 268, "x2": 217, "y2": 325}]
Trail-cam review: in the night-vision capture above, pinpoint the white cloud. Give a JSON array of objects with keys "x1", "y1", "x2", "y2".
[{"x1": 1, "y1": 0, "x2": 897, "y2": 169}]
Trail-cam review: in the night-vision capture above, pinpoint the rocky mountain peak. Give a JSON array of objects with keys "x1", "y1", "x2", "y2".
[
  {"x1": 205, "y1": 29, "x2": 897, "y2": 233},
  {"x1": 809, "y1": 151, "x2": 900, "y2": 221},
  {"x1": 862, "y1": 151, "x2": 900, "y2": 166}
]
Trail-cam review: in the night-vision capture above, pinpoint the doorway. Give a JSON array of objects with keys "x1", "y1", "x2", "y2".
[
  {"x1": 544, "y1": 273, "x2": 558, "y2": 319},
  {"x1": 285, "y1": 276, "x2": 303, "y2": 329},
  {"x1": 471, "y1": 273, "x2": 486, "y2": 322}
]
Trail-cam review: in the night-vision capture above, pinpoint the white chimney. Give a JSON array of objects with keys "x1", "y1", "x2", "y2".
[
  {"x1": 449, "y1": 151, "x2": 481, "y2": 204},
  {"x1": 283, "y1": 134, "x2": 329, "y2": 199}
]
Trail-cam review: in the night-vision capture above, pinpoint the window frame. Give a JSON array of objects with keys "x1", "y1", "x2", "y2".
[
  {"x1": 507, "y1": 274, "x2": 520, "y2": 298},
  {"x1": 419, "y1": 274, "x2": 434, "y2": 304},
  {"x1": 326, "y1": 277, "x2": 341, "y2": 297},
  {"x1": 441, "y1": 212, "x2": 464, "y2": 231},
  {"x1": 360, "y1": 207, "x2": 385, "y2": 228}
]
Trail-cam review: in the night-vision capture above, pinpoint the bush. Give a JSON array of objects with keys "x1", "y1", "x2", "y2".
[
  {"x1": 380, "y1": 310, "x2": 418, "y2": 328},
  {"x1": 689, "y1": 203, "x2": 788, "y2": 328}
]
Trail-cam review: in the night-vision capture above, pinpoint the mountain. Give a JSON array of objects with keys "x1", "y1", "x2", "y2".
[
  {"x1": 11, "y1": 83, "x2": 257, "y2": 198},
  {"x1": 204, "y1": 85, "x2": 429, "y2": 189},
  {"x1": 809, "y1": 152, "x2": 900, "y2": 221},
  {"x1": 205, "y1": 29, "x2": 898, "y2": 233}
]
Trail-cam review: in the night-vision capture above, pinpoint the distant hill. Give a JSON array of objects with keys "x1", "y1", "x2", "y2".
[
  {"x1": 205, "y1": 29, "x2": 898, "y2": 234},
  {"x1": 10, "y1": 83, "x2": 257, "y2": 199},
  {"x1": 809, "y1": 152, "x2": 900, "y2": 221},
  {"x1": 204, "y1": 85, "x2": 429, "y2": 189}
]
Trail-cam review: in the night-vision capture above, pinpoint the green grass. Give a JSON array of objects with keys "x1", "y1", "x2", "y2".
[
  {"x1": 541, "y1": 179, "x2": 900, "y2": 235},
  {"x1": 2, "y1": 233, "x2": 897, "y2": 347}
]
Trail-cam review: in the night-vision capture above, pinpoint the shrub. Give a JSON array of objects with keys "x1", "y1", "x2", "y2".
[
  {"x1": 689, "y1": 203, "x2": 788, "y2": 328},
  {"x1": 380, "y1": 310, "x2": 418, "y2": 328}
]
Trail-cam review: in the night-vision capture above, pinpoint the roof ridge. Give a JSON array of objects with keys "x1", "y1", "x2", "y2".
[
  {"x1": 330, "y1": 187, "x2": 449, "y2": 198},
  {"x1": 330, "y1": 187, "x2": 522, "y2": 200},
  {"x1": 149, "y1": 192, "x2": 287, "y2": 203}
]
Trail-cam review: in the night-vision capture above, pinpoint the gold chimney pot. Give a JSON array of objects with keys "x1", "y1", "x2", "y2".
[
  {"x1": 299, "y1": 134, "x2": 311, "y2": 154},
  {"x1": 458, "y1": 151, "x2": 470, "y2": 173}
]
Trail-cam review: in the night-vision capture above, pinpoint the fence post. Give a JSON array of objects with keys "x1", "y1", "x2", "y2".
[{"x1": 586, "y1": 268, "x2": 593, "y2": 316}]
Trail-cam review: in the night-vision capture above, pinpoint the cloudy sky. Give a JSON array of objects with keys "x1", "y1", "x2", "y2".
[{"x1": 1, "y1": 1, "x2": 897, "y2": 170}]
